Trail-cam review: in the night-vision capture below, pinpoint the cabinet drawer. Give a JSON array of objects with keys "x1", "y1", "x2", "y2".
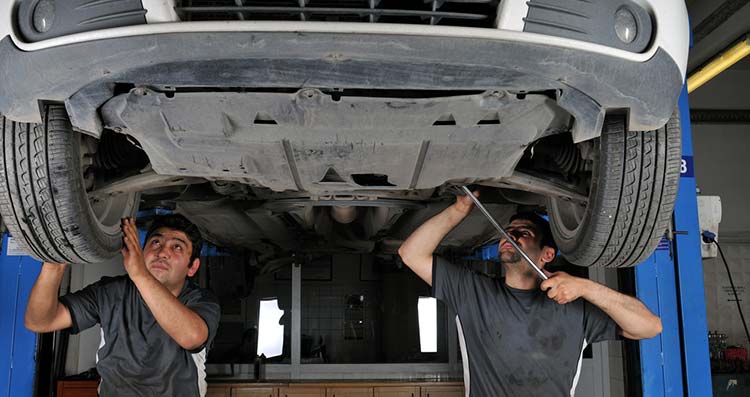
[
  {"x1": 232, "y1": 386, "x2": 278, "y2": 397},
  {"x1": 279, "y1": 387, "x2": 326, "y2": 397},
  {"x1": 420, "y1": 386, "x2": 464, "y2": 397},
  {"x1": 326, "y1": 387, "x2": 373, "y2": 397},
  {"x1": 374, "y1": 386, "x2": 419, "y2": 397}
]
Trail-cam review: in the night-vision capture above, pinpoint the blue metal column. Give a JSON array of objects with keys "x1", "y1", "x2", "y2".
[
  {"x1": 672, "y1": 87, "x2": 713, "y2": 395},
  {"x1": 0, "y1": 234, "x2": 43, "y2": 397},
  {"x1": 635, "y1": 240, "x2": 683, "y2": 396}
]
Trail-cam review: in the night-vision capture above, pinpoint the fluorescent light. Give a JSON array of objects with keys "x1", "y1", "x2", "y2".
[
  {"x1": 257, "y1": 299, "x2": 284, "y2": 358},
  {"x1": 418, "y1": 297, "x2": 437, "y2": 353}
]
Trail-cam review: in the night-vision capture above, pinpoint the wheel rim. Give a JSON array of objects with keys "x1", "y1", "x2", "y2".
[
  {"x1": 548, "y1": 142, "x2": 598, "y2": 242},
  {"x1": 80, "y1": 134, "x2": 139, "y2": 234},
  {"x1": 549, "y1": 198, "x2": 587, "y2": 239}
]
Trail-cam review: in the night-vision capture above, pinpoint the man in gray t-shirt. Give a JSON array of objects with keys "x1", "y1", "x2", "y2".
[
  {"x1": 399, "y1": 192, "x2": 663, "y2": 396},
  {"x1": 25, "y1": 214, "x2": 220, "y2": 396}
]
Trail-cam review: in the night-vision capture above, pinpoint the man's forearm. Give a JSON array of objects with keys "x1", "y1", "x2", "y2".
[
  {"x1": 131, "y1": 274, "x2": 208, "y2": 350},
  {"x1": 25, "y1": 263, "x2": 69, "y2": 332},
  {"x1": 398, "y1": 203, "x2": 472, "y2": 285},
  {"x1": 582, "y1": 281, "x2": 662, "y2": 340}
]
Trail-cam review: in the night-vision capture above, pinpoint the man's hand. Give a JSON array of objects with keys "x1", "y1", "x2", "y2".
[
  {"x1": 121, "y1": 218, "x2": 149, "y2": 280},
  {"x1": 540, "y1": 271, "x2": 591, "y2": 305},
  {"x1": 453, "y1": 190, "x2": 478, "y2": 215}
]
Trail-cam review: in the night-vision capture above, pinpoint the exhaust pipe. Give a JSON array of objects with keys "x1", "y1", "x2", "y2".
[{"x1": 330, "y1": 206, "x2": 357, "y2": 224}]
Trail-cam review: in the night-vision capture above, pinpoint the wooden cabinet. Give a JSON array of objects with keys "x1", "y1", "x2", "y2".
[
  {"x1": 374, "y1": 386, "x2": 419, "y2": 397},
  {"x1": 232, "y1": 386, "x2": 278, "y2": 397},
  {"x1": 279, "y1": 386, "x2": 326, "y2": 397},
  {"x1": 57, "y1": 380, "x2": 98, "y2": 397},
  {"x1": 207, "y1": 385, "x2": 230, "y2": 397},
  {"x1": 326, "y1": 387, "x2": 373, "y2": 397},
  {"x1": 55, "y1": 380, "x2": 461, "y2": 397},
  {"x1": 420, "y1": 386, "x2": 464, "y2": 397}
]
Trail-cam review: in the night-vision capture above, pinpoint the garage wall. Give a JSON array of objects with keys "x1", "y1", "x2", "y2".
[
  {"x1": 690, "y1": 67, "x2": 750, "y2": 237},
  {"x1": 703, "y1": 242, "x2": 750, "y2": 347},
  {"x1": 690, "y1": 65, "x2": 750, "y2": 348},
  {"x1": 693, "y1": 124, "x2": 750, "y2": 237}
]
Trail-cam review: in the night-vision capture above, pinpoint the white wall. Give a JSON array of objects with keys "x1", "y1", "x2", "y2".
[
  {"x1": 703, "y1": 242, "x2": 750, "y2": 348},
  {"x1": 690, "y1": 66, "x2": 750, "y2": 349},
  {"x1": 691, "y1": 68, "x2": 750, "y2": 238}
]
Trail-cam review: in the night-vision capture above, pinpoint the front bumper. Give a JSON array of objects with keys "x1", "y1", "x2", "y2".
[{"x1": 0, "y1": 28, "x2": 682, "y2": 135}]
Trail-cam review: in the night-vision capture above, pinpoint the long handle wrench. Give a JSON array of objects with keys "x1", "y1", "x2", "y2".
[{"x1": 459, "y1": 186, "x2": 549, "y2": 281}]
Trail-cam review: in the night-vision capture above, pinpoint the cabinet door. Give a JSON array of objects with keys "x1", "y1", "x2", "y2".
[
  {"x1": 206, "y1": 385, "x2": 230, "y2": 397},
  {"x1": 374, "y1": 386, "x2": 419, "y2": 397},
  {"x1": 279, "y1": 387, "x2": 326, "y2": 397},
  {"x1": 232, "y1": 387, "x2": 278, "y2": 397},
  {"x1": 420, "y1": 386, "x2": 464, "y2": 397},
  {"x1": 57, "y1": 381, "x2": 99, "y2": 397},
  {"x1": 326, "y1": 387, "x2": 373, "y2": 397}
]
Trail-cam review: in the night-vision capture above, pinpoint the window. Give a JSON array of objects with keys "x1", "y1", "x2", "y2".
[
  {"x1": 203, "y1": 251, "x2": 457, "y2": 379},
  {"x1": 301, "y1": 254, "x2": 449, "y2": 364},
  {"x1": 206, "y1": 254, "x2": 292, "y2": 364}
]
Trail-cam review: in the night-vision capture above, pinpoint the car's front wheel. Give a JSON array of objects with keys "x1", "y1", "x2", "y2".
[
  {"x1": 0, "y1": 105, "x2": 140, "y2": 263},
  {"x1": 547, "y1": 112, "x2": 681, "y2": 268}
]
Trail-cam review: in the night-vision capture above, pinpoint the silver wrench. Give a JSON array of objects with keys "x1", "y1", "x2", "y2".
[{"x1": 459, "y1": 186, "x2": 549, "y2": 281}]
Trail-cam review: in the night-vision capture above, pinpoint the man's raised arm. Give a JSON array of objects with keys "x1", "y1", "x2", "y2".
[
  {"x1": 398, "y1": 191, "x2": 477, "y2": 285},
  {"x1": 25, "y1": 263, "x2": 73, "y2": 333}
]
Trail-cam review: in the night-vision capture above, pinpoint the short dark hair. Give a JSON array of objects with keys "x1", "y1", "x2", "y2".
[
  {"x1": 509, "y1": 212, "x2": 557, "y2": 251},
  {"x1": 144, "y1": 214, "x2": 203, "y2": 266}
]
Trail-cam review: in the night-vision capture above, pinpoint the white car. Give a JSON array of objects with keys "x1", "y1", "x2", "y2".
[{"x1": 0, "y1": 0, "x2": 689, "y2": 267}]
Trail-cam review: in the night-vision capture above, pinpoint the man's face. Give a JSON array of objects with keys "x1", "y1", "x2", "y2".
[
  {"x1": 498, "y1": 219, "x2": 543, "y2": 265},
  {"x1": 142, "y1": 227, "x2": 199, "y2": 291}
]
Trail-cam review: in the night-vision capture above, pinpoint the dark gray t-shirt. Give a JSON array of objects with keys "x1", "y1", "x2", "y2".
[
  {"x1": 60, "y1": 275, "x2": 220, "y2": 396},
  {"x1": 432, "y1": 256, "x2": 618, "y2": 397}
]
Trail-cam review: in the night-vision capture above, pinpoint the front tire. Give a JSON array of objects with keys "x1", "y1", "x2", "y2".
[
  {"x1": 548, "y1": 112, "x2": 681, "y2": 268},
  {"x1": 0, "y1": 106, "x2": 140, "y2": 263}
]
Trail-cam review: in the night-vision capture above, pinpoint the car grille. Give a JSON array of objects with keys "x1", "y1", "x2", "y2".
[{"x1": 174, "y1": 0, "x2": 500, "y2": 28}]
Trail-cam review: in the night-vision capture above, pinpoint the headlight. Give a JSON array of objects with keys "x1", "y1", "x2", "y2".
[
  {"x1": 614, "y1": 7, "x2": 637, "y2": 44},
  {"x1": 32, "y1": 0, "x2": 56, "y2": 33}
]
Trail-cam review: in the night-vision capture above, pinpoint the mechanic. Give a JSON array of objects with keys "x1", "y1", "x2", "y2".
[
  {"x1": 398, "y1": 192, "x2": 662, "y2": 396},
  {"x1": 24, "y1": 214, "x2": 220, "y2": 396}
]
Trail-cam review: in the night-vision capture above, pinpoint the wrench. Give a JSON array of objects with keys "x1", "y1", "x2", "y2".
[{"x1": 459, "y1": 186, "x2": 549, "y2": 281}]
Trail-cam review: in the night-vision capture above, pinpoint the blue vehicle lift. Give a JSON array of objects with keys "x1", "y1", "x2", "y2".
[
  {"x1": 0, "y1": 235, "x2": 42, "y2": 397},
  {"x1": 0, "y1": 89, "x2": 713, "y2": 396}
]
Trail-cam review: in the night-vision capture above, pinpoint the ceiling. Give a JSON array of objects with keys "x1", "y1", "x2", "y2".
[{"x1": 687, "y1": 0, "x2": 750, "y2": 73}]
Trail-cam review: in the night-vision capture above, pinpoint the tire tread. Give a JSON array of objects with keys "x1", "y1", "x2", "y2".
[
  {"x1": 549, "y1": 110, "x2": 681, "y2": 268},
  {"x1": 0, "y1": 106, "x2": 138, "y2": 263}
]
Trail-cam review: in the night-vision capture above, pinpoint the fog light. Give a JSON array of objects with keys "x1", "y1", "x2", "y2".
[
  {"x1": 32, "y1": 0, "x2": 56, "y2": 33},
  {"x1": 614, "y1": 7, "x2": 637, "y2": 44}
]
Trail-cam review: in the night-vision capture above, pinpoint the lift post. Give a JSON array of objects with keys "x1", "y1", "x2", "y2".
[{"x1": 0, "y1": 235, "x2": 42, "y2": 397}]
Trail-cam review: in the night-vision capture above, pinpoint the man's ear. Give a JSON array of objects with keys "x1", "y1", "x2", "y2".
[
  {"x1": 187, "y1": 258, "x2": 201, "y2": 277},
  {"x1": 541, "y1": 246, "x2": 556, "y2": 264}
]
